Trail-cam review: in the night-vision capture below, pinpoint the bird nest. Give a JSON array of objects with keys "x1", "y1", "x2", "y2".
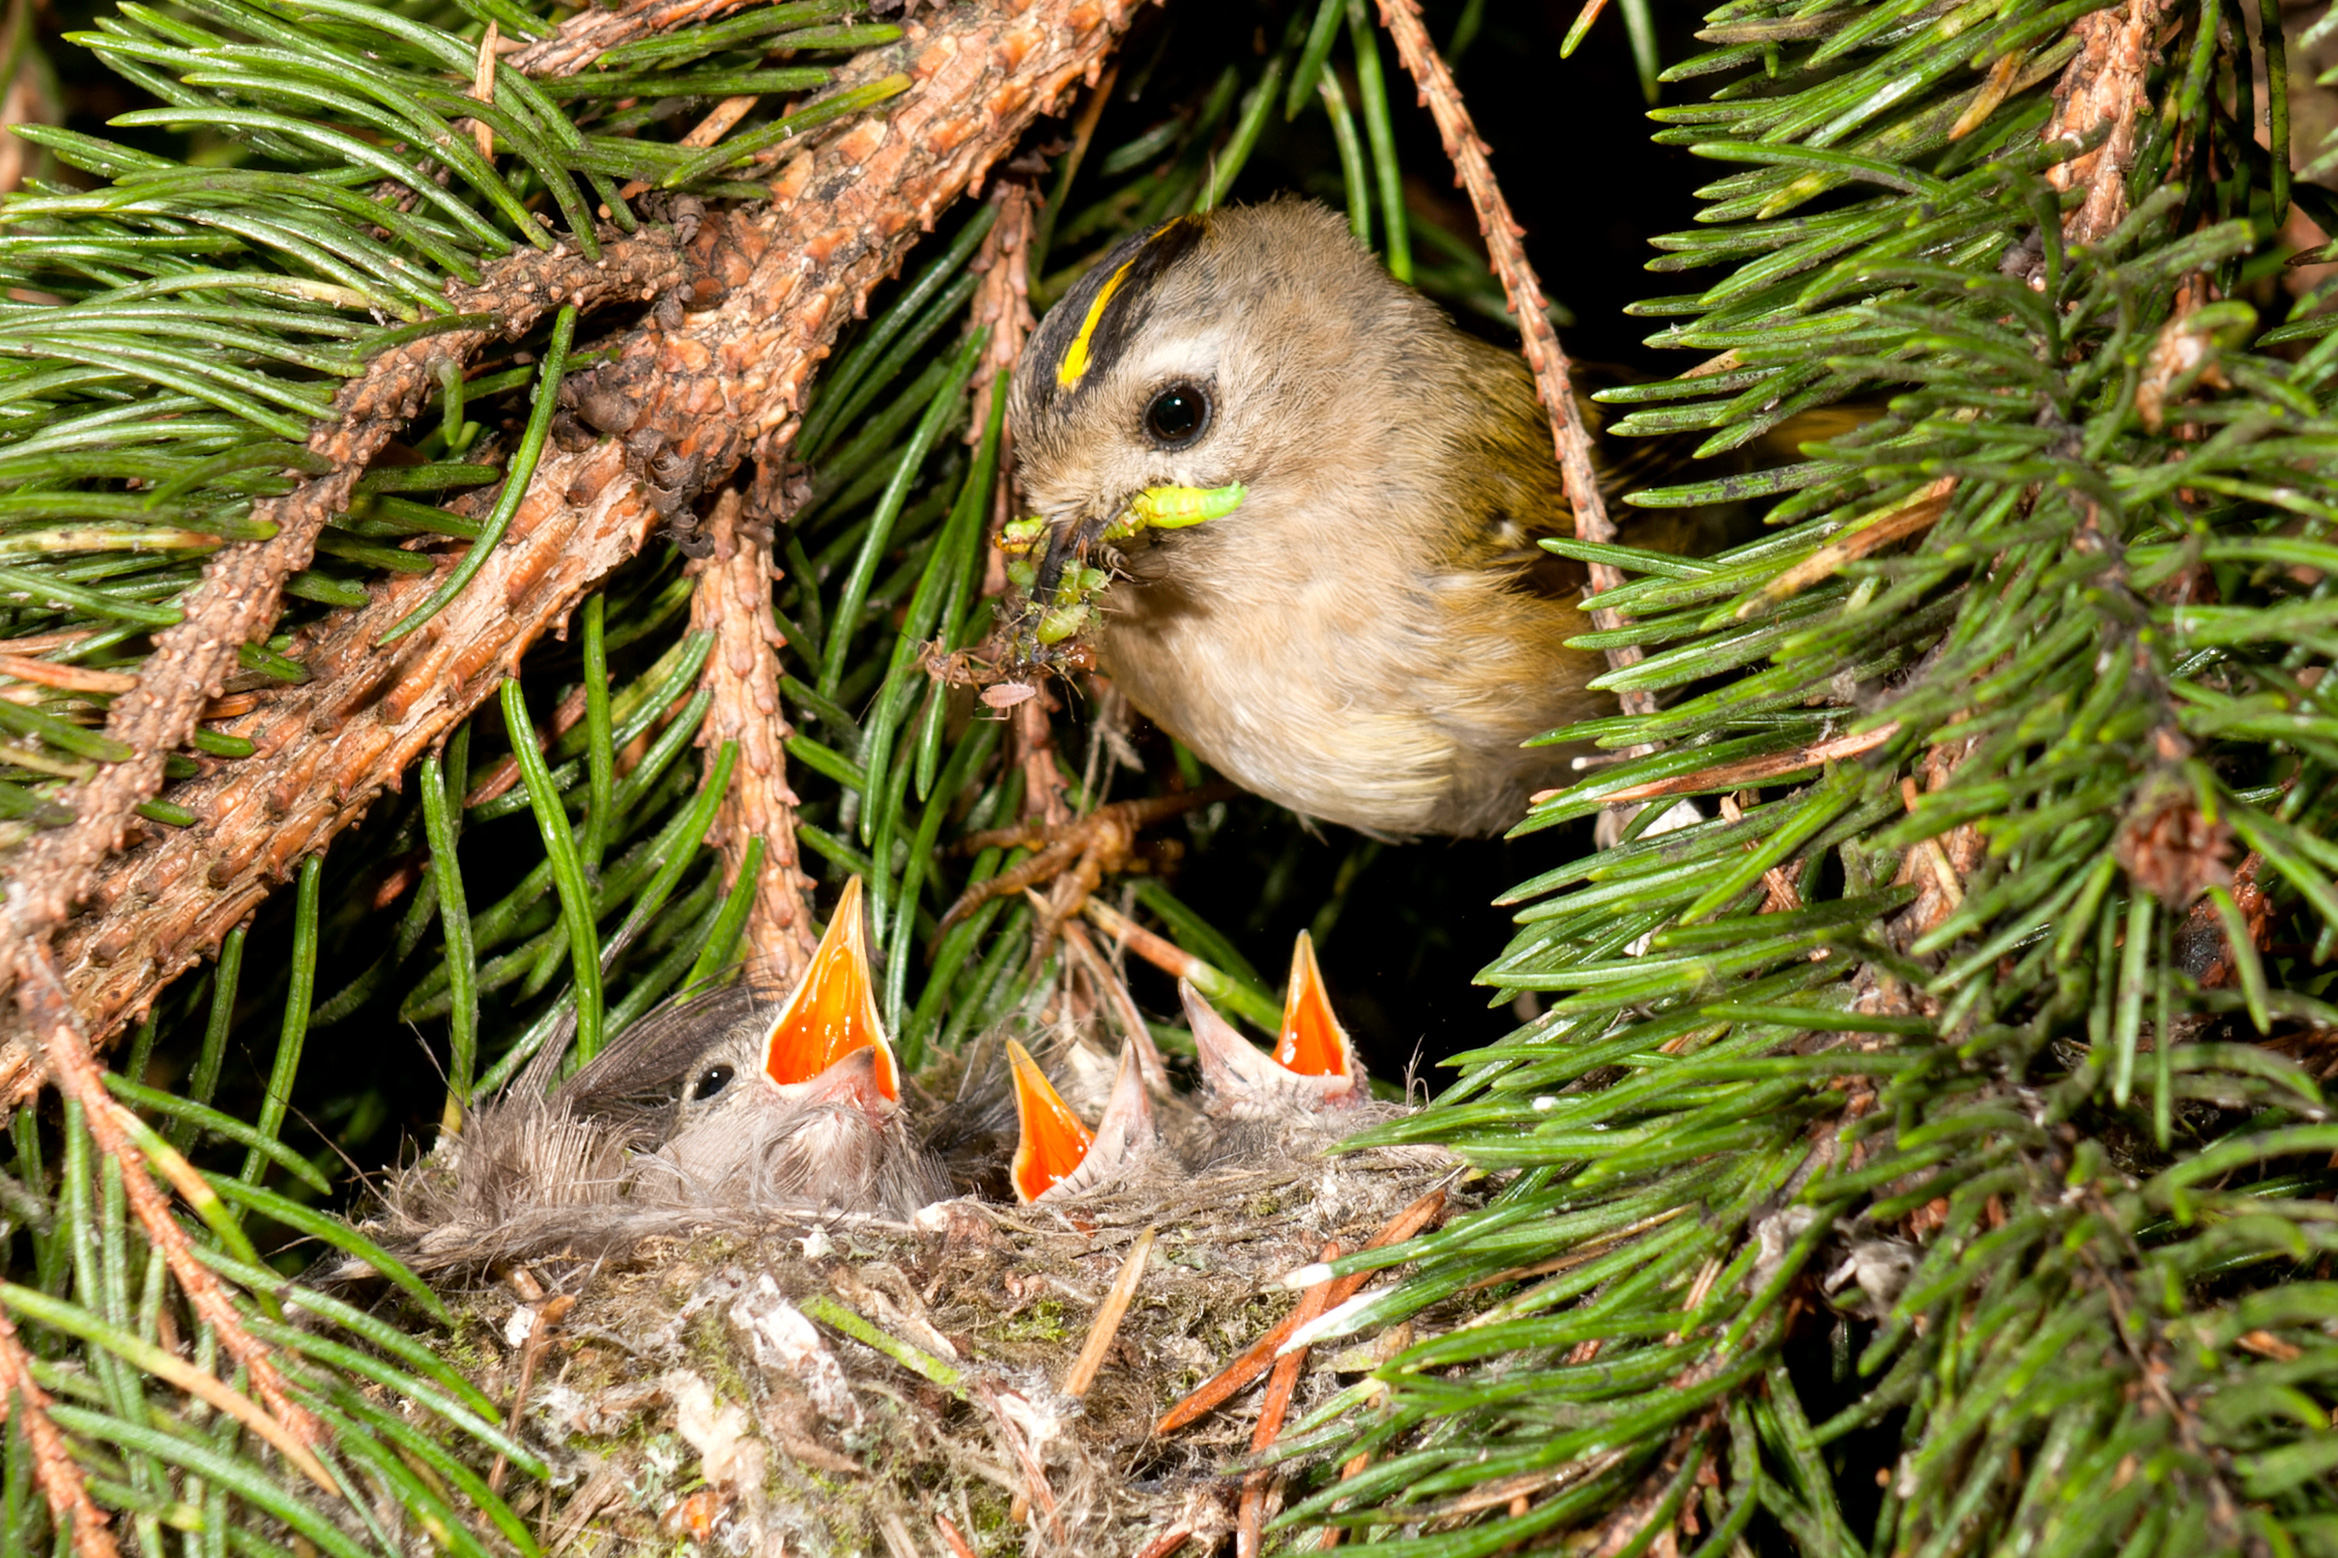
[{"x1": 380, "y1": 1133, "x2": 1468, "y2": 1555}]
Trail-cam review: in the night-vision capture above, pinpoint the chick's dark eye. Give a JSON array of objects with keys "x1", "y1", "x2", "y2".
[
  {"x1": 691, "y1": 1063, "x2": 734, "y2": 1102},
  {"x1": 1143, "y1": 383, "x2": 1210, "y2": 447}
]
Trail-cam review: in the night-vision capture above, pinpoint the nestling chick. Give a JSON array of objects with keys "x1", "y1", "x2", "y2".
[
  {"x1": 1003, "y1": 1038, "x2": 1161, "y2": 1202},
  {"x1": 995, "y1": 928, "x2": 1403, "y2": 1205},
  {"x1": 1183, "y1": 930, "x2": 1370, "y2": 1121},
  {"x1": 371, "y1": 878, "x2": 942, "y2": 1274},
  {"x1": 560, "y1": 879, "x2": 945, "y2": 1219},
  {"x1": 1011, "y1": 197, "x2": 1658, "y2": 839}
]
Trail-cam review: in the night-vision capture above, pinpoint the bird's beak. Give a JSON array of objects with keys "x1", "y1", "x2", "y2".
[
  {"x1": 795, "y1": 1043, "x2": 892, "y2": 1119},
  {"x1": 1028, "y1": 509, "x2": 1112, "y2": 614},
  {"x1": 1082, "y1": 1042, "x2": 1157, "y2": 1184},
  {"x1": 1273, "y1": 930, "x2": 1360, "y2": 1090},
  {"x1": 1181, "y1": 931, "x2": 1371, "y2": 1117},
  {"x1": 1181, "y1": 978, "x2": 1292, "y2": 1106},
  {"x1": 1029, "y1": 482, "x2": 1248, "y2": 604},
  {"x1": 760, "y1": 876, "x2": 900, "y2": 1104},
  {"x1": 1007, "y1": 1039, "x2": 1094, "y2": 1204},
  {"x1": 1007, "y1": 1039, "x2": 1156, "y2": 1204}
]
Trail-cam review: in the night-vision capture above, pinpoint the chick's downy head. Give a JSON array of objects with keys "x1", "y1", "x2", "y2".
[{"x1": 642, "y1": 878, "x2": 936, "y2": 1212}]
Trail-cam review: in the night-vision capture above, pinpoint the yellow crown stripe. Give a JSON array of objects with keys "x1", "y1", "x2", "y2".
[{"x1": 1056, "y1": 252, "x2": 1142, "y2": 389}]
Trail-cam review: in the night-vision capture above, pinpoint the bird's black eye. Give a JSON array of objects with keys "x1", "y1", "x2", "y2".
[
  {"x1": 1143, "y1": 383, "x2": 1211, "y2": 447},
  {"x1": 691, "y1": 1064, "x2": 734, "y2": 1102}
]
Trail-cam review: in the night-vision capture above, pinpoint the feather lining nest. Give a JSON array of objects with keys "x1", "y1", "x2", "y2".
[
  {"x1": 363, "y1": 1126, "x2": 1468, "y2": 1554},
  {"x1": 342, "y1": 966, "x2": 1472, "y2": 1551}
]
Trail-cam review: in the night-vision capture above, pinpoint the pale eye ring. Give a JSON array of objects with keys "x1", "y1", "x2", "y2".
[{"x1": 1142, "y1": 382, "x2": 1211, "y2": 448}]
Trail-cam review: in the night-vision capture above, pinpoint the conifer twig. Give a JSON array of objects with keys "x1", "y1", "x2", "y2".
[
  {"x1": 0, "y1": 234, "x2": 690, "y2": 1008},
  {"x1": 1156, "y1": 1188, "x2": 1446, "y2": 1434},
  {"x1": 1371, "y1": 0, "x2": 1653, "y2": 713},
  {"x1": 0, "y1": 441, "x2": 661, "y2": 1102},
  {"x1": 967, "y1": 183, "x2": 1037, "y2": 459},
  {"x1": 13, "y1": 941, "x2": 320, "y2": 1452},
  {"x1": 510, "y1": 0, "x2": 761, "y2": 78},
  {"x1": 569, "y1": 0, "x2": 1144, "y2": 540},
  {"x1": 0, "y1": 1303, "x2": 118, "y2": 1558},
  {"x1": 0, "y1": 0, "x2": 1150, "y2": 1083},
  {"x1": 964, "y1": 190, "x2": 1072, "y2": 828},
  {"x1": 690, "y1": 486, "x2": 818, "y2": 983},
  {"x1": 1239, "y1": 1241, "x2": 1340, "y2": 1558},
  {"x1": 2043, "y1": 0, "x2": 2168, "y2": 247},
  {"x1": 1868, "y1": 3, "x2": 2170, "y2": 950},
  {"x1": 1061, "y1": 1223, "x2": 1154, "y2": 1397},
  {"x1": 1579, "y1": 725, "x2": 1901, "y2": 807}
]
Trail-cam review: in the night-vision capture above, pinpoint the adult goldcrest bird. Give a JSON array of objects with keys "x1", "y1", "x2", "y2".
[{"x1": 1009, "y1": 197, "x2": 1654, "y2": 840}]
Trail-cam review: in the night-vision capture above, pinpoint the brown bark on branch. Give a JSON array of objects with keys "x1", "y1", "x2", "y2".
[
  {"x1": 0, "y1": 232, "x2": 690, "y2": 995},
  {"x1": 15, "y1": 941, "x2": 319, "y2": 1449},
  {"x1": 0, "y1": 441, "x2": 660, "y2": 1103},
  {"x1": 563, "y1": 0, "x2": 1140, "y2": 505},
  {"x1": 0, "y1": 0, "x2": 1148, "y2": 1093},
  {"x1": 0, "y1": 1301, "x2": 119, "y2": 1558},
  {"x1": 967, "y1": 182, "x2": 1037, "y2": 450},
  {"x1": 688, "y1": 487, "x2": 818, "y2": 982},
  {"x1": 511, "y1": 0, "x2": 758, "y2": 78},
  {"x1": 955, "y1": 181, "x2": 1069, "y2": 826},
  {"x1": 2045, "y1": 0, "x2": 2167, "y2": 248}
]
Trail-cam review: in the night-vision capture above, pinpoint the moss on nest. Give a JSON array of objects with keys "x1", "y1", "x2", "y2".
[{"x1": 389, "y1": 1147, "x2": 1470, "y2": 1554}]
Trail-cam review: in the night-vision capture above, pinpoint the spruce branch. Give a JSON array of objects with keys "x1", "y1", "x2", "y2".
[
  {"x1": 12, "y1": 942, "x2": 319, "y2": 1454},
  {"x1": 564, "y1": 0, "x2": 1144, "y2": 500},
  {"x1": 2, "y1": 0, "x2": 1147, "y2": 1077},
  {"x1": 688, "y1": 485, "x2": 818, "y2": 982},
  {"x1": 0, "y1": 228, "x2": 689, "y2": 1005},
  {"x1": 1289, "y1": 0, "x2": 2338, "y2": 1548},
  {"x1": 0, "y1": 437, "x2": 661, "y2": 1103},
  {"x1": 2044, "y1": 0, "x2": 2168, "y2": 247},
  {"x1": 962, "y1": 182, "x2": 1074, "y2": 827},
  {"x1": 510, "y1": 0, "x2": 774, "y2": 79},
  {"x1": 1876, "y1": 0, "x2": 2173, "y2": 958},
  {"x1": 0, "y1": 1302, "x2": 117, "y2": 1558}
]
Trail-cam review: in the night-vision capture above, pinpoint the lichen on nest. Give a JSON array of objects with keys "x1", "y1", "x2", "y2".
[{"x1": 390, "y1": 1145, "x2": 1467, "y2": 1555}]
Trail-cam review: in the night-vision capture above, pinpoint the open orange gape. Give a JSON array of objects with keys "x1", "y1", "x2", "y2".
[
  {"x1": 757, "y1": 876, "x2": 900, "y2": 1109},
  {"x1": 1182, "y1": 931, "x2": 1370, "y2": 1122},
  {"x1": 1270, "y1": 931, "x2": 1366, "y2": 1092},
  {"x1": 1006, "y1": 928, "x2": 1374, "y2": 1203}
]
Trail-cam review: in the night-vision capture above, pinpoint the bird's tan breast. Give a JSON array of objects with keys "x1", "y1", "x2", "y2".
[{"x1": 1097, "y1": 510, "x2": 1595, "y2": 838}]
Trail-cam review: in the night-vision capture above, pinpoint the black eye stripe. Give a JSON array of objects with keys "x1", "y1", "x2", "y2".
[{"x1": 1027, "y1": 216, "x2": 1209, "y2": 412}]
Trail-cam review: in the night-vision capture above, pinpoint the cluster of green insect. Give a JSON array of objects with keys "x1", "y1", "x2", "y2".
[{"x1": 996, "y1": 480, "x2": 1248, "y2": 647}]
